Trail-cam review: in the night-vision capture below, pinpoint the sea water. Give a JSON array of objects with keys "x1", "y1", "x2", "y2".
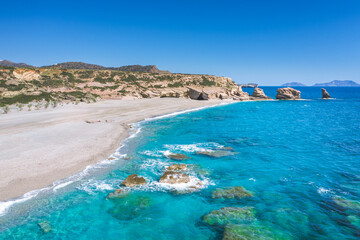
[{"x1": 0, "y1": 87, "x2": 360, "y2": 239}]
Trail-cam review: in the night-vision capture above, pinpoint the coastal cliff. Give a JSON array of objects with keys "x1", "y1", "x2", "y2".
[{"x1": 0, "y1": 66, "x2": 239, "y2": 108}]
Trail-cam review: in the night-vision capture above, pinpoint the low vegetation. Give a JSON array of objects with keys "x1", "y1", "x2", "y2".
[{"x1": 0, "y1": 66, "x2": 235, "y2": 111}]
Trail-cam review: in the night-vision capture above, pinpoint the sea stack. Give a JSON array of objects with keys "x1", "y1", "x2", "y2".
[
  {"x1": 252, "y1": 87, "x2": 271, "y2": 99},
  {"x1": 321, "y1": 88, "x2": 331, "y2": 99},
  {"x1": 276, "y1": 87, "x2": 301, "y2": 100}
]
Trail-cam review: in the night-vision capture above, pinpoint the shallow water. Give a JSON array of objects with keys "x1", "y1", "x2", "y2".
[{"x1": 1, "y1": 87, "x2": 360, "y2": 239}]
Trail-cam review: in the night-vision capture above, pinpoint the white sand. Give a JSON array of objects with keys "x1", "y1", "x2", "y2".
[{"x1": 0, "y1": 98, "x2": 233, "y2": 201}]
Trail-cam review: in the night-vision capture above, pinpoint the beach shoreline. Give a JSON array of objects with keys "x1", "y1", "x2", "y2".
[{"x1": 0, "y1": 98, "x2": 235, "y2": 202}]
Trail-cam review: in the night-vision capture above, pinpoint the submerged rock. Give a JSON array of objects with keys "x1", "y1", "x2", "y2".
[
  {"x1": 159, "y1": 170, "x2": 190, "y2": 184},
  {"x1": 166, "y1": 164, "x2": 187, "y2": 171},
  {"x1": 252, "y1": 87, "x2": 271, "y2": 99},
  {"x1": 122, "y1": 174, "x2": 146, "y2": 187},
  {"x1": 167, "y1": 153, "x2": 190, "y2": 160},
  {"x1": 196, "y1": 150, "x2": 238, "y2": 158},
  {"x1": 321, "y1": 88, "x2": 331, "y2": 99},
  {"x1": 276, "y1": 87, "x2": 301, "y2": 100},
  {"x1": 264, "y1": 208, "x2": 309, "y2": 234},
  {"x1": 106, "y1": 189, "x2": 129, "y2": 199},
  {"x1": 347, "y1": 215, "x2": 360, "y2": 229},
  {"x1": 212, "y1": 186, "x2": 254, "y2": 199},
  {"x1": 202, "y1": 207, "x2": 256, "y2": 226},
  {"x1": 333, "y1": 197, "x2": 360, "y2": 212},
  {"x1": 108, "y1": 194, "x2": 151, "y2": 220},
  {"x1": 222, "y1": 224, "x2": 292, "y2": 240},
  {"x1": 37, "y1": 221, "x2": 52, "y2": 233},
  {"x1": 221, "y1": 147, "x2": 235, "y2": 151}
]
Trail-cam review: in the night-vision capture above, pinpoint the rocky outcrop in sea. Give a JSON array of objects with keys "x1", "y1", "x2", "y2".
[
  {"x1": 252, "y1": 87, "x2": 271, "y2": 99},
  {"x1": 322, "y1": 88, "x2": 331, "y2": 99},
  {"x1": 276, "y1": 87, "x2": 301, "y2": 100}
]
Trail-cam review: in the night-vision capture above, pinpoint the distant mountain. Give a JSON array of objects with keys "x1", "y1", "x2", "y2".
[
  {"x1": 42, "y1": 61, "x2": 106, "y2": 70},
  {"x1": 313, "y1": 80, "x2": 360, "y2": 87},
  {"x1": 0, "y1": 60, "x2": 34, "y2": 68},
  {"x1": 281, "y1": 82, "x2": 306, "y2": 87}
]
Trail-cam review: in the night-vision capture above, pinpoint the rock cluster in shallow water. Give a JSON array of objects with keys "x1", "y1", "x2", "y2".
[
  {"x1": 166, "y1": 164, "x2": 187, "y2": 171},
  {"x1": 159, "y1": 170, "x2": 191, "y2": 184},
  {"x1": 122, "y1": 174, "x2": 146, "y2": 187}
]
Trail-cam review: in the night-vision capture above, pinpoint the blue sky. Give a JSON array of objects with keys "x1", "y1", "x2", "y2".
[{"x1": 1, "y1": 0, "x2": 359, "y2": 85}]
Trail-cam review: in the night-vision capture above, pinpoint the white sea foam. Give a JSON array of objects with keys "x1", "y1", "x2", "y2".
[
  {"x1": 140, "y1": 158, "x2": 168, "y2": 173},
  {"x1": 128, "y1": 126, "x2": 142, "y2": 139},
  {"x1": 164, "y1": 142, "x2": 223, "y2": 153},
  {"x1": 249, "y1": 178, "x2": 256, "y2": 182},
  {"x1": 77, "y1": 179, "x2": 115, "y2": 195},
  {"x1": 137, "y1": 175, "x2": 214, "y2": 193},
  {"x1": 53, "y1": 181, "x2": 74, "y2": 192},
  {"x1": 0, "y1": 187, "x2": 50, "y2": 216},
  {"x1": 317, "y1": 187, "x2": 332, "y2": 195},
  {"x1": 160, "y1": 150, "x2": 173, "y2": 156},
  {"x1": 140, "y1": 150, "x2": 163, "y2": 157}
]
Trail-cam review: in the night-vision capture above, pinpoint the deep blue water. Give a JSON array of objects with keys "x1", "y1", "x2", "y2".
[{"x1": 1, "y1": 87, "x2": 360, "y2": 239}]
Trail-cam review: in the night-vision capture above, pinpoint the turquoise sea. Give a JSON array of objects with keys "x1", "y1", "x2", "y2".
[{"x1": 1, "y1": 87, "x2": 360, "y2": 239}]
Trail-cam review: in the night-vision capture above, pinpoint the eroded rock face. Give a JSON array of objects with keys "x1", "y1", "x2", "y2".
[
  {"x1": 166, "y1": 164, "x2": 187, "y2": 171},
  {"x1": 252, "y1": 87, "x2": 271, "y2": 99},
  {"x1": 122, "y1": 174, "x2": 146, "y2": 187},
  {"x1": 276, "y1": 87, "x2": 301, "y2": 100},
  {"x1": 167, "y1": 153, "x2": 190, "y2": 160},
  {"x1": 202, "y1": 207, "x2": 256, "y2": 226},
  {"x1": 159, "y1": 170, "x2": 191, "y2": 184},
  {"x1": 106, "y1": 189, "x2": 129, "y2": 199},
  {"x1": 160, "y1": 90, "x2": 182, "y2": 98},
  {"x1": 188, "y1": 88, "x2": 209, "y2": 100},
  {"x1": 212, "y1": 186, "x2": 254, "y2": 199},
  {"x1": 322, "y1": 88, "x2": 331, "y2": 99}
]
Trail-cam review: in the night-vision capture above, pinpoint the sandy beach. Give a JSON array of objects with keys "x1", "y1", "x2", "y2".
[{"x1": 0, "y1": 98, "x2": 233, "y2": 201}]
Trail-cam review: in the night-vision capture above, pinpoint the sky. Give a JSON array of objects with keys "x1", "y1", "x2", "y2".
[{"x1": 1, "y1": 0, "x2": 360, "y2": 85}]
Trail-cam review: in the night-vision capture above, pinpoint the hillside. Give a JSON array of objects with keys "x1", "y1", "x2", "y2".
[
  {"x1": 0, "y1": 60, "x2": 162, "y2": 73},
  {"x1": 42, "y1": 62, "x2": 161, "y2": 73},
  {"x1": 313, "y1": 80, "x2": 360, "y2": 87},
  {"x1": 0, "y1": 66, "x2": 238, "y2": 108},
  {"x1": 0, "y1": 60, "x2": 35, "y2": 68},
  {"x1": 281, "y1": 82, "x2": 306, "y2": 87}
]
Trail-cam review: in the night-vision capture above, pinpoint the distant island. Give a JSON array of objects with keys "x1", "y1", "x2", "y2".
[
  {"x1": 281, "y1": 82, "x2": 306, "y2": 87},
  {"x1": 280, "y1": 80, "x2": 360, "y2": 87},
  {"x1": 313, "y1": 80, "x2": 360, "y2": 87}
]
